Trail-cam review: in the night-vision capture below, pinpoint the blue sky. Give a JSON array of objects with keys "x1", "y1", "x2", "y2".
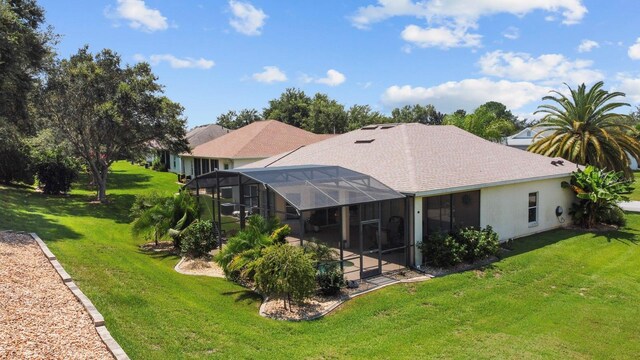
[{"x1": 41, "y1": 0, "x2": 640, "y2": 127}]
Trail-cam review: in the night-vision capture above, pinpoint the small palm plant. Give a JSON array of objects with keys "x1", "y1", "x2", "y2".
[{"x1": 529, "y1": 81, "x2": 640, "y2": 178}]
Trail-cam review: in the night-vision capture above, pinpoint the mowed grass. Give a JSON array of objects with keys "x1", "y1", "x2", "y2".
[
  {"x1": 2, "y1": 161, "x2": 640, "y2": 359},
  {"x1": 630, "y1": 171, "x2": 640, "y2": 200}
]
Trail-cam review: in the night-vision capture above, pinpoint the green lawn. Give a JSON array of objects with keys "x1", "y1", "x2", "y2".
[
  {"x1": 2, "y1": 161, "x2": 640, "y2": 359},
  {"x1": 630, "y1": 171, "x2": 640, "y2": 200}
]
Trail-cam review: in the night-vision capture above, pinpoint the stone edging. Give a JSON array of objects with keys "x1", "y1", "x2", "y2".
[
  {"x1": 29, "y1": 232, "x2": 130, "y2": 360},
  {"x1": 258, "y1": 274, "x2": 434, "y2": 321}
]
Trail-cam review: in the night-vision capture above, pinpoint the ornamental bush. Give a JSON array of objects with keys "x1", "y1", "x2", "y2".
[
  {"x1": 180, "y1": 220, "x2": 217, "y2": 258},
  {"x1": 420, "y1": 226, "x2": 500, "y2": 267},
  {"x1": 254, "y1": 244, "x2": 316, "y2": 310},
  {"x1": 456, "y1": 226, "x2": 500, "y2": 262},
  {"x1": 269, "y1": 224, "x2": 291, "y2": 244},
  {"x1": 34, "y1": 156, "x2": 79, "y2": 194}
]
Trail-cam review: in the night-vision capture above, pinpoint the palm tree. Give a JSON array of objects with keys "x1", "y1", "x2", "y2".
[{"x1": 529, "y1": 81, "x2": 640, "y2": 178}]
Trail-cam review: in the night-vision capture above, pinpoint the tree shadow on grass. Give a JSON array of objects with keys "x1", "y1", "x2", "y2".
[
  {"x1": 221, "y1": 290, "x2": 262, "y2": 303},
  {"x1": 0, "y1": 206, "x2": 81, "y2": 241},
  {"x1": 74, "y1": 169, "x2": 154, "y2": 193},
  {"x1": 598, "y1": 230, "x2": 639, "y2": 245}
]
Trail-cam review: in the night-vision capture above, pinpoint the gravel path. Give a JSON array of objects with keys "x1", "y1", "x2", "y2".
[{"x1": 0, "y1": 232, "x2": 113, "y2": 359}]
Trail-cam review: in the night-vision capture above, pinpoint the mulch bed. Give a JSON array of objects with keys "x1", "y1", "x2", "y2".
[{"x1": 0, "y1": 232, "x2": 113, "y2": 359}]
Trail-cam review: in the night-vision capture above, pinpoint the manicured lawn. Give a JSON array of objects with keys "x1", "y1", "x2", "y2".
[
  {"x1": 2, "y1": 161, "x2": 640, "y2": 359},
  {"x1": 630, "y1": 171, "x2": 640, "y2": 200}
]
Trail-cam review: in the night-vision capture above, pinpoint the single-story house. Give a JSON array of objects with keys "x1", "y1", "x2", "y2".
[
  {"x1": 146, "y1": 123, "x2": 231, "y2": 174},
  {"x1": 505, "y1": 126, "x2": 640, "y2": 170},
  {"x1": 179, "y1": 120, "x2": 333, "y2": 178},
  {"x1": 186, "y1": 123, "x2": 577, "y2": 279}
]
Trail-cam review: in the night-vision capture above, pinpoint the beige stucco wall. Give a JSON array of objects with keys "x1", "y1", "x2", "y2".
[
  {"x1": 181, "y1": 157, "x2": 194, "y2": 177},
  {"x1": 233, "y1": 158, "x2": 265, "y2": 169},
  {"x1": 480, "y1": 177, "x2": 575, "y2": 241}
]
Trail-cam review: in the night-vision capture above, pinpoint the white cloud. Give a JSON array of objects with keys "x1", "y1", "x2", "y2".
[
  {"x1": 351, "y1": 0, "x2": 587, "y2": 49},
  {"x1": 316, "y1": 69, "x2": 347, "y2": 86},
  {"x1": 578, "y1": 39, "x2": 599, "y2": 53},
  {"x1": 252, "y1": 66, "x2": 287, "y2": 83},
  {"x1": 381, "y1": 78, "x2": 550, "y2": 113},
  {"x1": 114, "y1": 0, "x2": 168, "y2": 32},
  {"x1": 616, "y1": 74, "x2": 640, "y2": 103},
  {"x1": 139, "y1": 54, "x2": 215, "y2": 69},
  {"x1": 401, "y1": 25, "x2": 481, "y2": 48},
  {"x1": 478, "y1": 50, "x2": 604, "y2": 85},
  {"x1": 229, "y1": 0, "x2": 267, "y2": 36},
  {"x1": 352, "y1": 0, "x2": 587, "y2": 28},
  {"x1": 628, "y1": 38, "x2": 640, "y2": 60},
  {"x1": 502, "y1": 26, "x2": 520, "y2": 40}
]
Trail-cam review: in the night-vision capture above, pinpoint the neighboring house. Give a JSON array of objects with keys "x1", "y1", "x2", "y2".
[
  {"x1": 180, "y1": 120, "x2": 332, "y2": 178},
  {"x1": 146, "y1": 123, "x2": 231, "y2": 174},
  {"x1": 187, "y1": 123, "x2": 577, "y2": 279},
  {"x1": 505, "y1": 126, "x2": 640, "y2": 170},
  {"x1": 503, "y1": 126, "x2": 554, "y2": 150}
]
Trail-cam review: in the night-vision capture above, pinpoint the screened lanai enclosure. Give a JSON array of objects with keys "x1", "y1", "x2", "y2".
[{"x1": 184, "y1": 165, "x2": 411, "y2": 279}]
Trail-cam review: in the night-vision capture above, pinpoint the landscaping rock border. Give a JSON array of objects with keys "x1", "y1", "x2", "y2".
[{"x1": 28, "y1": 232, "x2": 130, "y2": 360}]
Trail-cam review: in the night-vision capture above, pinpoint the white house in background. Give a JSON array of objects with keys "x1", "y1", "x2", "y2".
[
  {"x1": 146, "y1": 124, "x2": 231, "y2": 174},
  {"x1": 179, "y1": 120, "x2": 333, "y2": 179},
  {"x1": 505, "y1": 126, "x2": 640, "y2": 170}
]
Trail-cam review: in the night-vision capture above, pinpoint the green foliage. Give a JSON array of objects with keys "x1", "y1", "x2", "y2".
[
  {"x1": 151, "y1": 157, "x2": 167, "y2": 172},
  {"x1": 254, "y1": 244, "x2": 316, "y2": 310},
  {"x1": 562, "y1": 165, "x2": 632, "y2": 228},
  {"x1": 214, "y1": 215, "x2": 278, "y2": 279},
  {"x1": 0, "y1": 126, "x2": 34, "y2": 184},
  {"x1": 420, "y1": 226, "x2": 500, "y2": 267},
  {"x1": 346, "y1": 104, "x2": 391, "y2": 131},
  {"x1": 420, "y1": 232, "x2": 466, "y2": 267},
  {"x1": 216, "y1": 108, "x2": 261, "y2": 130},
  {"x1": 263, "y1": 88, "x2": 312, "y2": 128},
  {"x1": 269, "y1": 224, "x2": 291, "y2": 244},
  {"x1": 391, "y1": 104, "x2": 444, "y2": 125},
  {"x1": 304, "y1": 93, "x2": 348, "y2": 134},
  {"x1": 316, "y1": 262, "x2": 345, "y2": 296},
  {"x1": 41, "y1": 46, "x2": 188, "y2": 202},
  {"x1": 456, "y1": 226, "x2": 500, "y2": 262},
  {"x1": 303, "y1": 240, "x2": 338, "y2": 263},
  {"x1": 530, "y1": 82, "x2": 640, "y2": 178},
  {"x1": 131, "y1": 190, "x2": 199, "y2": 246},
  {"x1": 30, "y1": 130, "x2": 81, "y2": 194},
  {"x1": 180, "y1": 220, "x2": 217, "y2": 258},
  {"x1": 444, "y1": 102, "x2": 517, "y2": 141},
  {"x1": 0, "y1": 0, "x2": 55, "y2": 134}
]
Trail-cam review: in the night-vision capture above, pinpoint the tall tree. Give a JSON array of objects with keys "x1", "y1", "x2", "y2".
[
  {"x1": 0, "y1": 0, "x2": 55, "y2": 184},
  {"x1": 346, "y1": 104, "x2": 390, "y2": 131},
  {"x1": 391, "y1": 104, "x2": 444, "y2": 125},
  {"x1": 42, "y1": 47, "x2": 188, "y2": 202},
  {"x1": 444, "y1": 103, "x2": 516, "y2": 142},
  {"x1": 216, "y1": 108, "x2": 261, "y2": 130},
  {"x1": 304, "y1": 93, "x2": 347, "y2": 134},
  {"x1": 262, "y1": 88, "x2": 311, "y2": 128},
  {"x1": 529, "y1": 82, "x2": 640, "y2": 177}
]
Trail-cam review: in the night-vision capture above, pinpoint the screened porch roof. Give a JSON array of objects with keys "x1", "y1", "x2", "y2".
[{"x1": 184, "y1": 165, "x2": 405, "y2": 211}]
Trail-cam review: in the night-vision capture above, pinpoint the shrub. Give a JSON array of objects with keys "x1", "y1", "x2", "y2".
[
  {"x1": 316, "y1": 263, "x2": 345, "y2": 296},
  {"x1": 151, "y1": 157, "x2": 167, "y2": 172},
  {"x1": 269, "y1": 224, "x2": 291, "y2": 244},
  {"x1": 420, "y1": 232, "x2": 465, "y2": 267},
  {"x1": 420, "y1": 226, "x2": 500, "y2": 267},
  {"x1": 456, "y1": 226, "x2": 500, "y2": 262},
  {"x1": 254, "y1": 244, "x2": 316, "y2": 310},
  {"x1": 180, "y1": 220, "x2": 217, "y2": 258},
  {"x1": 562, "y1": 166, "x2": 632, "y2": 228},
  {"x1": 34, "y1": 156, "x2": 79, "y2": 194},
  {"x1": 303, "y1": 240, "x2": 338, "y2": 263}
]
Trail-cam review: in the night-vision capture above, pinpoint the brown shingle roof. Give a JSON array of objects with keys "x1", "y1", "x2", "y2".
[
  {"x1": 188, "y1": 120, "x2": 332, "y2": 159},
  {"x1": 244, "y1": 123, "x2": 576, "y2": 194}
]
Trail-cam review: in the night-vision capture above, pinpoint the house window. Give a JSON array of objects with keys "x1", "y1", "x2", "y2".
[
  {"x1": 224, "y1": 163, "x2": 229, "y2": 170},
  {"x1": 202, "y1": 159, "x2": 210, "y2": 174},
  {"x1": 194, "y1": 158, "x2": 201, "y2": 176},
  {"x1": 212, "y1": 159, "x2": 219, "y2": 170},
  {"x1": 528, "y1": 192, "x2": 538, "y2": 226},
  {"x1": 424, "y1": 191, "x2": 480, "y2": 236}
]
